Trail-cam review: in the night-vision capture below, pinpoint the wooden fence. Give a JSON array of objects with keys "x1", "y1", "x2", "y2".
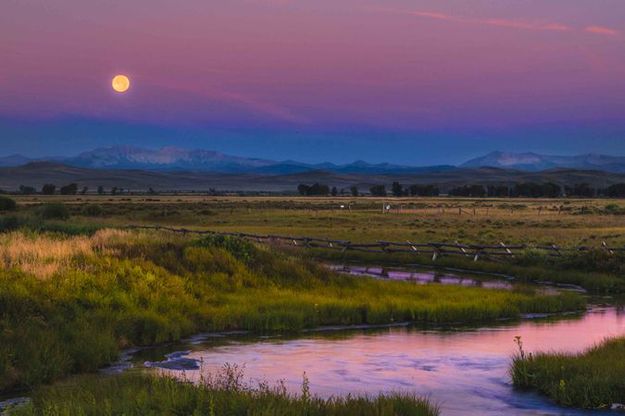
[{"x1": 124, "y1": 225, "x2": 625, "y2": 262}]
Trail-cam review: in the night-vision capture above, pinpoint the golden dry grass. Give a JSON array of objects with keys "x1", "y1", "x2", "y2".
[{"x1": 0, "y1": 229, "x2": 130, "y2": 278}]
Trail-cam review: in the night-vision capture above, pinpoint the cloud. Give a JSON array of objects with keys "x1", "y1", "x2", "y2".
[
  {"x1": 372, "y1": 8, "x2": 620, "y2": 38},
  {"x1": 379, "y1": 8, "x2": 572, "y2": 33},
  {"x1": 584, "y1": 26, "x2": 620, "y2": 36}
]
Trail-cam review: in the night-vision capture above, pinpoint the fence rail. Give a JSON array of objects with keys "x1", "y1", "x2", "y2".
[{"x1": 124, "y1": 225, "x2": 625, "y2": 262}]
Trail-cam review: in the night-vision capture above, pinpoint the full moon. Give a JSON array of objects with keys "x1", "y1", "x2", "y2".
[{"x1": 111, "y1": 75, "x2": 130, "y2": 93}]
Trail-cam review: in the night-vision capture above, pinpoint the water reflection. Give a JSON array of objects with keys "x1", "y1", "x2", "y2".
[
  {"x1": 328, "y1": 264, "x2": 515, "y2": 290},
  {"x1": 149, "y1": 308, "x2": 625, "y2": 416}
]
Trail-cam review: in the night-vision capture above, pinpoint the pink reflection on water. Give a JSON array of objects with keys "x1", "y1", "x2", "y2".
[{"x1": 160, "y1": 308, "x2": 624, "y2": 415}]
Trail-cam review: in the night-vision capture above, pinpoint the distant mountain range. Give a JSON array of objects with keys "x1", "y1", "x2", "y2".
[
  {"x1": 0, "y1": 146, "x2": 454, "y2": 175},
  {"x1": 2, "y1": 162, "x2": 624, "y2": 193},
  {"x1": 3, "y1": 146, "x2": 625, "y2": 175},
  {"x1": 461, "y1": 151, "x2": 625, "y2": 173}
]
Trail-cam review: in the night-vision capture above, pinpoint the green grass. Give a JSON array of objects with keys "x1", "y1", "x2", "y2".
[
  {"x1": 0, "y1": 230, "x2": 584, "y2": 393},
  {"x1": 9, "y1": 371, "x2": 439, "y2": 416},
  {"x1": 511, "y1": 337, "x2": 625, "y2": 409}
]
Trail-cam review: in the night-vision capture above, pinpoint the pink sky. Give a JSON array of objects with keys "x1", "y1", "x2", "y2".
[{"x1": 2, "y1": 0, "x2": 625, "y2": 162}]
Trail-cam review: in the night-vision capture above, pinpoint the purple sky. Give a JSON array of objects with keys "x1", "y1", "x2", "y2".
[{"x1": 2, "y1": 0, "x2": 625, "y2": 164}]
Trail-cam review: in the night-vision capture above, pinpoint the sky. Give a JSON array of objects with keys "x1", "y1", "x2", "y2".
[{"x1": 2, "y1": 0, "x2": 625, "y2": 164}]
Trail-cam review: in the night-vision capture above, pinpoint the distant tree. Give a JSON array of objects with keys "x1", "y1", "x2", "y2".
[
  {"x1": 487, "y1": 185, "x2": 509, "y2": 197},
  {"x1": 604, "y1": 183, "x2": 625, "y2": 198},
  {"x1": 308, "y1": 183, "x2": 329, "y2": 196},
  {"x1": 148, "y1": 187, "x2": 157, "y2": 195},
  {"x1": 60, "y1": 183, "x2": 79, "y2": 195},
  {"x1": 350, "y1": 185, "x2": 359, "y2": 197},
  {"x1": 41, "y1": 184, "x2": 56, "y2": 195},
  {"x1": 19, "y1": 185, "x2": 36, "y2": 195},
  {"x1": 566, "y1": 183, "x2": 595, "y2": 198},
  {"x1": 97, "y1": 186, "x2": 105, "y2": 195},
  {"x1": 331, "y1": 186, "x2": 338, "y2": 196},
  {"x1": 298, "y1": 184, "x2": 310, "y2": 196},
  {"x1": 449, "y1": 185, "x2": 485, "y2": 197},
  {"x1": 80, "y1": 186, "x2": 88, "y2": 195},
  {"x1": 391, "y1": 182, "x2": 404, "y2": 197},
  {"x1": 111, "y1": 187, "x2": 118, "y2": 195},
  {"x1": 409, "y1": 184, "x2": 440, "y2": 197},
  {"x1": 297, "y1": 183, "x2": 329, "y2": 196},
  {"x1": 369, "y1": 184, "x2": 387, "y2": 197}
]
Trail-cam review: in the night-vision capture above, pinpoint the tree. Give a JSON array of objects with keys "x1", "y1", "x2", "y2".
[
  {"x1": 60, "y1": 183, "x2": 78, "y2": 195},
  {"x1": 391, "y1": 182, "x2": 404, "y2": 197},
  {"x1": 331, "y1": 186, "x2": 338, "y2": 196},
  {"x1": 409, "y1": 184, "x2": 439, "y2": 197},
  {"x1": 80, "y1": 186, "x2": 88, "y2": 195},
  {"x1": 41, "y1": 184, "x2": 56, "y2": 195},
  {"x1": 369, "y1": 184, "x2": 387, "y2": 196},
  {"x1": 97, "y1": 186, "x2": 105, "y2": 195},
  {"x1": 604, "y1": 183, "x2": 625, "y2": 198},
  {"x1": 448, "y1": 185, "x2": 485, "y2": 197},
  {"x1": 350, "y1": 185, "x2": 359, "y2": 197},
  {"x1": 19, "y1": 185, "x2": 36, "y2": 195},
  {"x1": 297, "y1": 183, "x2": 329, "y2": 196},
  {"x1": 297, "y1": 184, "x2": 310, "y2": 196},
  {"x1": 111, "y1": 187, "x2": 118, "y2": 195}
]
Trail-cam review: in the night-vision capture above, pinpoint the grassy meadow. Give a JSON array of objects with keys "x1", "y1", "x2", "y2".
[
  {"x1": 0, "y1": 228, "x2": 584, "y2": 393},
  {"x1": 10, "y1": 194, "x2": 625, "y2": 246},
  {"x1": 5, "y1": 194, "x2": 625, "y2": 292},
  {"x1": 2, "y1": 194, "x2": 622, "y2": 413},
  {"x1": 511, "y1": 337, "x2": 625, "y2": 409}
]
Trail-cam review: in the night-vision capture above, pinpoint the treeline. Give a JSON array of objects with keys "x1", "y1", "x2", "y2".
[
  {"x1": 297, "y1": 182, "x2": 439, "y2": 197},
  {"x1": 13, "y1": 184, "x2": 157, "y2": 196},
  {"x1": 448, "y1": 182, "x2": 625, "y2": 198},
  {"x1": 296, "y1": 182, "x2": 625, "y2": 198}
]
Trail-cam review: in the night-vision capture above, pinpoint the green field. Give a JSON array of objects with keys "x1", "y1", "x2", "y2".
[{"x1": 9, "y1": 195, "x2": 625, "y2": 246}]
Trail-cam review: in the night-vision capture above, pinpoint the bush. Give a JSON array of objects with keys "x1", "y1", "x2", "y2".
[
  {"x1": 0, "y1": 196, "x2": 17, "y2": 212},
  {"x1": 82, "y1": 204, "x2": 104, "y2": 217},
  {"x1": 38, "y1": 203, "x2": 70, "y2": 220}
]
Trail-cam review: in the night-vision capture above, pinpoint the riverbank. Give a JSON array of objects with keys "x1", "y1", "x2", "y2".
[
  {"x1": 312, "y1": 249, "x2": 625, "y2": 294},
  {"x1": 511, "y1": 336, "x2": 625, "y2": 409},
  {"x1": 7, "y1": 372, "x2": 439, "y2": 416},
  {"x1": 0, "y1": 229, "x2": 584, "y2": 393}
]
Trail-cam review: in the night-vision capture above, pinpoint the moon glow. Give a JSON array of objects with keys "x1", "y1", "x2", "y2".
[{"x1": 112, "y1": 75, "x2": 130, "y2": 93}]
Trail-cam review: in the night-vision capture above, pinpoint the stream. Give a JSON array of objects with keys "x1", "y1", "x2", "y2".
[{"x1": 3, "y1": 266, "x2": 624, "y2": 415}]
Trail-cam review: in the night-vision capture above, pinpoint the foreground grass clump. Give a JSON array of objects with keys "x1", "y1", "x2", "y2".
[
  {"x1": 9, "y1": 371, "x2": 439, "y2": 416},
  {"x1": 0, "y1": 230, "x2": 584, "y2": 392},
  {"x1": 511, "y1": 337, "x2": 625, "y2": 409}
]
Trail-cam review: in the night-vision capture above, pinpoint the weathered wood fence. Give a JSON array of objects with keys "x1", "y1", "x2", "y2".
[{"x1": 124, "y1": 225, "x2": 625, "y2": 262}]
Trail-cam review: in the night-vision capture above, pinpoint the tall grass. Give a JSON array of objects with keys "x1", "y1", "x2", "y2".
[
  {"x1": 511, "y1": 337, "x2": 625, "y2": 409},
  {"x1": 0, "y1": 230, "x2": 584, "y2": 392},
  {"x1": 9, "y1": 370, "x2": 439, "y2": 416}
]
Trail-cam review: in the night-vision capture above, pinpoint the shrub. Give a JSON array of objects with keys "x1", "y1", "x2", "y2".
[
  {"x1": 38, "y1": 203, "x2": 70, "y2": 220},
  {"x1": 82, "y1": 204, "x2": 104, "y2": 216},
  {"x1": 0, "y1": 196, "x2": 17, "y2": 212}
]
